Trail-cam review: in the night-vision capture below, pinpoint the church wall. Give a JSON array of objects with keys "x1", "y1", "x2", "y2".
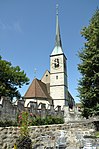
[
  {"x1": 25, "y1": 98, "x2": 37, "y2": 107},
  {"x1": 50, "y1": 86, "x2": 65, "y2": 99},
  {"x1": 25, "y1": 98, "x2": 50, "y2": 108},
  {"x1": 54, "y1": 99, "x2": 65, "y2": 109},
  {"x1": 50, "y1": 73, "x2": 65, "y2": 86},
  {"x1": 41, "y1": 70, "x2": 50, "y2": 84}
]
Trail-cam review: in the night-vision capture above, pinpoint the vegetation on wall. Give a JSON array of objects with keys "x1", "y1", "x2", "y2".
[
  {"x1": 30, "y1": 115, "x2": 64, "y2": 126},
  {"x1": 17, "y1": 111, "x2": 32, "y2": 149},
  {"x1": 18, "y1": 112, "x2": 64, "y2": 126},
  {"x1": 0, "y1": 112, "x2": 64, "y2": 127},
  {"x1": 78, "y1": 9, "x2": 99, "y2": 118},
  {"x1": 0, "y1": 120, "x2": 17, "y2": 127}
]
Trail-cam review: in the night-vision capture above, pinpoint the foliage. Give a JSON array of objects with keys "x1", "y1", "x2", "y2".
[
  {"x1": 18, "y1": 112, "x2": 64, "y2": 127},
  {"x1": 0, "y1": 113, "x2": 64, "y2": 127},
  {"x1": 78, "y1": 9, "x2": 99, "y2": 118},
  {"x1": 0, "y1": 56, "x2": 29, "y2": 100},
  {"x1": 18, "y1": 111, "x2": 30, "y2": 137},
  {"x1": 0, "y1": 120, "x2": 17, "y2": 127},
  {"x1": 30, "y1": 115, "x2": 64, "y2": 126},
  {"x1": 14, "y1": 144, "x2": 17, "y2": 149},
  {"x1": 95, "y1": 131, "x2": 99, "y2": 138},
  {"x1": 17, "y1": 111, "x2": 32, "y2": 149}
]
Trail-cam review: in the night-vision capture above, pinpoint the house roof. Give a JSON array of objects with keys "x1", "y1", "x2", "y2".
[{"x1": 23, "y1": 78, "x2": 51, "y2": 99}]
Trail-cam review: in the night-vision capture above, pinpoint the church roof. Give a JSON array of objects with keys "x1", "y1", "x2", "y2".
[
  {"x1": 51, "y1": 4, "x2": 63, "y2": 56},
  {"x1": 23, "y1": 78, "x2": 51, "y2": 99},
  {"x1": 51, "y1": 46, "x2": 63, "y2": 56}
]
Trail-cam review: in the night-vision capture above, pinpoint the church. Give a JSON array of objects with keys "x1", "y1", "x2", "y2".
[{"x1": 24, "y1": 5, "x2": 75, "y2": 110}]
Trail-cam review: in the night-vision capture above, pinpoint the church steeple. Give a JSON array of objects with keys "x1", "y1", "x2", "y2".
[
  {"x1": 50, "y1": 4, "x2": 68, "y2": 108},
  {"x1": 51, "y1": 4, "x2": 63, "y2": 56},
  {"x1": 55, "y1": 4, "x2": 62, "y2": 48}
]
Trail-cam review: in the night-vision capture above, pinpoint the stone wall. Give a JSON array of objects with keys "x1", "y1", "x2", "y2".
[
  {"x1": 0, "y1": 97, "x2": 64, "y2": 122},
  {"x1": 0, "y1": 121, "x2": 96, "y2": 149},
  {"x1": 0, "y1": 97, "x2": 25, "y2": 121},
  {"x1": 0, "y1": 97, "x2": 17, "y2": 121}
]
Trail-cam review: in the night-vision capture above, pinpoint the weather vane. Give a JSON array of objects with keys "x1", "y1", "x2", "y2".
[{"x1": 56, "y1": 3, "x2": 59, "y2": 15}]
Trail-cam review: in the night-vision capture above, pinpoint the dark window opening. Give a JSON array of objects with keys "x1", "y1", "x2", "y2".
[
  {"x1": 54, "y1": 58, "x2": 59, "y2": 68},
  {"x1": 56, "y1": 76, "x2": 58, "y2": 79},
  {"x1": 46, "y1": 74, "x2": 48, "y2": 77}
]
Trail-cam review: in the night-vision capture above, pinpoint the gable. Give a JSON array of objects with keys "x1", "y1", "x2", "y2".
[{"x1": 41, "y1": 70, "x2": 50, "y2": 84}]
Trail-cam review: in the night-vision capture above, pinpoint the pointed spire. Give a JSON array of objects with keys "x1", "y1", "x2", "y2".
[
  {"x1": 55, "y1": 4, "x2": 62, "y2": 48},
  {"x1": 51, "y1": 4, "x2": 63, "y2": 56}
]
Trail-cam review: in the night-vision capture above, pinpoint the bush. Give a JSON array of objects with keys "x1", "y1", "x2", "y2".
[
  {"x1": 0, "y1": 120, "x2": 17, "y2": 127},
  {"x1": 18, "y1": 111, "x2": 30, "y2": 137},
  {"x1": 17, "y1": 111, "x2": 32, "y2": 149},
  {"x1": 30, "y1": 115, "x2": 64, "y2": 126},
  {"x1": 0, "y1": 113, "x2": 64, "y2": 127}
]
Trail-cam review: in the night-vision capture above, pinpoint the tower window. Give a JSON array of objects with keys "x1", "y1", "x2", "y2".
[
  {"x1": 46, "y1": 74, "x2": 48, "y2": 77},
  {"x1": 54, "y1": 58, "x2": 59, "y2": 68},
  {"x1": 56, "y1": 75, "x2": 58, "y2": 79}
]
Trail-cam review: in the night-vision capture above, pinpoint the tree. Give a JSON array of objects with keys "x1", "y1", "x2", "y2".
[
  {"x1": 0, "y1": 56, "x2": 29, "y2": 100},
  {"x1": 78, "y1": 9, "x2": 99, "y2": 118}
]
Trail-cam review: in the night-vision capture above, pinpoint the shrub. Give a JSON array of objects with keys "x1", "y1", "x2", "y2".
[
  {"x1": 17, "y1": 111, "x2": 32, "y2": 149},
  {"x1": 30, "y1": 115, "x2": 64, "y2": 126},
  {"x1": 0, "y1": 120, "x2": 17, "y2": 127},
  {"x1": 18, "y1": 111, "x2": 30, "y2": 137},
  {"x1": 0, "y1": 113, "x2": 64, "y2": 127}
]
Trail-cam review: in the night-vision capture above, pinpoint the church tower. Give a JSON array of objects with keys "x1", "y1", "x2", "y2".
[{"x1": 50, "y1": 5, "x2": 68, "y2": 108}]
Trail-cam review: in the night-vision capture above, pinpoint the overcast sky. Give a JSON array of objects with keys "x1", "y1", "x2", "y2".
[{"x1": 0, "y1": 0, "x2": 99, "y2": 102}]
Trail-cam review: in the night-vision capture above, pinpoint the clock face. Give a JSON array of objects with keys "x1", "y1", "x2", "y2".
[{"x1": 52, "y1": 58, "x2": 62, "y2": 69}]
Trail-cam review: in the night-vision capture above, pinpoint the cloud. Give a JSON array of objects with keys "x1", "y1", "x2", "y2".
[{"x1": 0, "y1": 19, "x2": 22, "y2": 33}]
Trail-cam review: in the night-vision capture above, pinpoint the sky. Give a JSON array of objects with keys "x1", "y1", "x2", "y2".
[{"x1": 0, "y1": 0, "x2": 99, "y2": 103}]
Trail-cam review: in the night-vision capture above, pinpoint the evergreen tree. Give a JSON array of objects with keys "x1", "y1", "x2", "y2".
[
  {"x1": 0, "y1": 56, "x2": 29, "y2": 100},
  {"x1": 78, "y1": 9, "x2": 99, "y2": 118}
]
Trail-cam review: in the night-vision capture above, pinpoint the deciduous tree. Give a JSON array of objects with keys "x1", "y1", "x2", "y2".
[
  {"x1": 78, "y1": 9, "x2": 99, "y2": 118},
  {"x1": 0, "y1": 56, "x2": 29, "y2": 100}
]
